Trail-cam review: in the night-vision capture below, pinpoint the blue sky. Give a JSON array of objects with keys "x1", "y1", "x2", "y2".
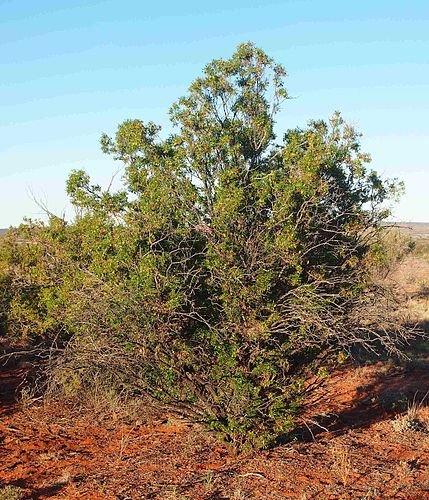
[{"x1": 1, "y1": 0, "x2": 428, "y2": 226}]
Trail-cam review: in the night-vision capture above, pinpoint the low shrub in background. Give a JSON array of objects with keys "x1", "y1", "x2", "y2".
[{"x1": 0, "y1": 43, "x2": 412, "y2": 449}]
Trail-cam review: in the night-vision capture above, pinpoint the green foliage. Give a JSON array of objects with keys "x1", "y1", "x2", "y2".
[{"x1": 0, "y1": 43, "x2": 407, "y2": 449}]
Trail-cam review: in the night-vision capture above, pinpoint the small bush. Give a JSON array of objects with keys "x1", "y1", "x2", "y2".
[
  {"x1": 0, "y1": 43, "x2": 413, "y2": 449},
  {"x1": 370, "y1": 228, "x2": 415, "y2": 279}
]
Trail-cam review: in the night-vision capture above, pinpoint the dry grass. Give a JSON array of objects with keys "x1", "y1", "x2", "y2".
[
  {"x1": 414, "y1": 238, "x2": 429, "y2": 260},
  {"x1": 392, "y1": 393, "x2": 429, "y2": 434},
  {"x1": 330, "y1": 441, "x2": 352, "y2": 486},
  {"x1": 0, "y1": 486, "x2": 25, "y2": 500}
]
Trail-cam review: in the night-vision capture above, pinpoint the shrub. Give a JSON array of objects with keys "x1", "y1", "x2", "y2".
[
  {"x1": 0, "y1": 43, "x2": 411, "y2": 449},
  {"x1": 369, "y1": 227, "x2": 415, "y2": 279}
]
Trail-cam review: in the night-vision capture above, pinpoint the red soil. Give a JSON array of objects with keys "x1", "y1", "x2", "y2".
[{"x1": 1, "y1": 357, "x2": 429, "y2": 499}]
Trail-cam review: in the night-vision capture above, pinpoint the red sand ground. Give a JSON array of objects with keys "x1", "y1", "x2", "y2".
[{"x1": 1, "y1": 353, "x2": 428, "y2": 499}]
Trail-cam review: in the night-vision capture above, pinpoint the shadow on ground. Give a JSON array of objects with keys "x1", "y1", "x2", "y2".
[{"x1": 291, "y1": 349, "x2": 429, "y2": 444}]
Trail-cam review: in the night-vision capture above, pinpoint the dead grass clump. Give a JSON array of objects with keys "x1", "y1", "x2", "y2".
[
  {"x1": 51, "y1": 384, "x2": 160, "y2": 428},
  {"x1": 392, "y1": 393, "x2": 429, "y2": 433},
  {"x1": 0, "y1": 486, "x2": 25, "y2": 500},
  {"x1": 414, "y1": 239, "x2": 429, "y2": 260},
  {"x1": 330, "y1": 441, "x2": 352, "y2": 486}
]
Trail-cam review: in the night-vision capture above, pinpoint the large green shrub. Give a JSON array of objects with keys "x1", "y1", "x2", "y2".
[{"x1": 0, "y1": 43, "x2": 408, "y2": 448}]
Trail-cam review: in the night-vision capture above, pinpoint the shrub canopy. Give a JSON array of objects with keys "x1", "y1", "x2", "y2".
[{"x1": 0, "y1": 43, "x2": 405, "y2": 448}]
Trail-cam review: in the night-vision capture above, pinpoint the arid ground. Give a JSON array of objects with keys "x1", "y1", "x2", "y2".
[{"x1": 1, "y1": 227, "x2": 429, "y2": 499}]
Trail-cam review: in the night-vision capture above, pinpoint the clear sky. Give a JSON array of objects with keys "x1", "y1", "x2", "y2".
[{"x1": 1, "y1": 0, "x2": 428, "y2": 226}]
